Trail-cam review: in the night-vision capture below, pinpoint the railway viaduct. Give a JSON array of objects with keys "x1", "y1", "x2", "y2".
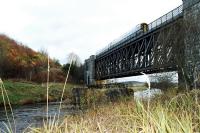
[{"x1": 84, "y1": 0, "x2": 200, "y2": 89}]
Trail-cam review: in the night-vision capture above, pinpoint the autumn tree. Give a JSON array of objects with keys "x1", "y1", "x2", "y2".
[{"x1": 0, "y1": 34, "x2": 65, "y2": 83}]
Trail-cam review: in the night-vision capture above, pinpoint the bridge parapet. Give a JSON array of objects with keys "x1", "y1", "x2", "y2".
[{"x1": 148, "y1": 5, "x2": 183, "y2": 31}]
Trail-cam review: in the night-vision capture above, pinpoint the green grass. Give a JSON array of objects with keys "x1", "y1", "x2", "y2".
[{"x1": 0, "y1": 80, "x2": 77, "y2": 105}]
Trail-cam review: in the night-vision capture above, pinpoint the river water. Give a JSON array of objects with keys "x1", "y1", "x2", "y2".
[
  {"x1": 0, "y1": 102, "x2": 81, "y2": 133},
  {"x1": 134, "y1": 88, "x2": 162, "y2": 100}
]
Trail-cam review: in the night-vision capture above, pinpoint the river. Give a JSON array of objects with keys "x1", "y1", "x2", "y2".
[{"x1": 0, "y1": 102, "x2": 81, "y2": 133}]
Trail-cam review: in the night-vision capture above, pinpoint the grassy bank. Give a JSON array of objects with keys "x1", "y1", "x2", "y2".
[
  {"x1": 0, "y1": 80, "x2": 77, "y2": 106},
  {"x1": 31, "y1": 89, "x2": 200, "y2": 133}
]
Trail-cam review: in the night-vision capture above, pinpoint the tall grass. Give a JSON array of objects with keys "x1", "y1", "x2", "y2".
[
  {"x1": 0, "y1": 78, "x2": 16, "y2": 133},
  {"x1": 58, "y1": 56, "x2": 73, "y2": 119},
  {"x1": 141, "y1": 72, "x2": 151, "y2": 133},
  {"x1": 30, "y1": 90, "x2": 200, "y2": 133},
  {"x1": 46, "y1": 55, "x2": 50, "y2": 123},
  {"x1": 29, "y1": 55, "x2": 75, "y2": 133}
]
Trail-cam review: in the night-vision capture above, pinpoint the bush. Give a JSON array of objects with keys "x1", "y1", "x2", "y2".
[{"x1": 150, "y1": 72, "x2": 177, "y2": 91}]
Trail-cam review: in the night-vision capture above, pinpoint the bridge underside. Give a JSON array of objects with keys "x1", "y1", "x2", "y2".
[{"x1": 95, "y1": 18, "x2": 183, "y2": 80}]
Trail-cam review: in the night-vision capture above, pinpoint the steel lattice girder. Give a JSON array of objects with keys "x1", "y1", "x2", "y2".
[{"x1": 95, "y1": 18, "x2": 183, "y2": 80}]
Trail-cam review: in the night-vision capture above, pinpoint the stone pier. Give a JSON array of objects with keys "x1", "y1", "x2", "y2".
[
  {"x1": 181, "y1": 0, "x2": 200, "y2": 88},
  {"x1": 84, "y1": 55, "x2": 96, "y2": 85}
]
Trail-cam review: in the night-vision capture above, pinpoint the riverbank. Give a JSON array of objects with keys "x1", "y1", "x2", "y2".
[
  {"x1": 0, "y1": 80, "x2": 80, "y2": 106},
  {"x1": 31, "y1": 89, "x2": 200, "y2": 133}
]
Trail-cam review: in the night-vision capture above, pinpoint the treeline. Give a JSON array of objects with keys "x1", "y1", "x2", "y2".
[{"x1": 0, "y1": 34, "x2": 84, "y2": 84}]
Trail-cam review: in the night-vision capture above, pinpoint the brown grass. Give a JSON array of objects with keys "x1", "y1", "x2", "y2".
[{"x1": 29, "y1": 90, "x2": 200, "y2": 133}]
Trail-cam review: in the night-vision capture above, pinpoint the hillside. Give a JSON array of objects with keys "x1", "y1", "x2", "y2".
[{"x1": 0, "y1": 34, "x2": 65, "y2": 83}]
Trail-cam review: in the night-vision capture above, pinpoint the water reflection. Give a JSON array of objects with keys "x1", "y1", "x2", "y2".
[{"x1": 134, "y1": 88, "x2": 162, "y2": 100}]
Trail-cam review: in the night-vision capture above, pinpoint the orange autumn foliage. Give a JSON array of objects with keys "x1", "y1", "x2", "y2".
[{"x1": 0, "y1": 34, "x2": 65, "y2": 82}]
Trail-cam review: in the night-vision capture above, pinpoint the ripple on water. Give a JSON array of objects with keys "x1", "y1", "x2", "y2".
[{"x1": 0, "y1": 102, "x2": 81, "y2": 133}]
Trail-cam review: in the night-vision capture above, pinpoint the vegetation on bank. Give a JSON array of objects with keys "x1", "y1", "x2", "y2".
[
  {"x1": 0, "y1": 34, "x2": 84, "y2": 84},
  {"x1": 0, "y1": 35, "x2": 63, "y2": 82},
  {"x1": 0, "y1": 80, "x2": 77, "y2": 106},
  {"x1": 31, "y1": 89, "x2": 200, "y2": 133}
]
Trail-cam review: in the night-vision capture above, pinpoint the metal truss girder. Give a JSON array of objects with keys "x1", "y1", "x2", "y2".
[{"x1": 95, "y1": 18, "x2": 183, "y2": 80}]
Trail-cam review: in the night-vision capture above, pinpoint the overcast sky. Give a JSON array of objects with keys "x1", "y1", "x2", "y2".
[{"x1": 0, "y1": 0, "x2": 182, "y2": 65}]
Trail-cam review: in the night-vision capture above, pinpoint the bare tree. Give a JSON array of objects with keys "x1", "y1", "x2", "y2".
[
  {"x1": 66, "y1": 52, "x2": 82, "y2": 66},
  {"x1": 63, "y1": 52, "x2": 84, "y2": 83}
]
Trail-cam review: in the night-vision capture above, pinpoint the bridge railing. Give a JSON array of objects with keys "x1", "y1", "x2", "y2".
[
  {"x1": 96, "y1": 5, "x2": 183, "y2": 57},
  {"x1": 148, "y1": 5, "x2": 183, "y2": 31}
]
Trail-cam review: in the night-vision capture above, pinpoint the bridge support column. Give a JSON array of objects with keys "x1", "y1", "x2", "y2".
[
  {"x1": 84, "y1": 55, "x2": 96, "y2": 86},
  {"x1": 182, "y1": 0, "x2": 200, "y2": 89}
]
